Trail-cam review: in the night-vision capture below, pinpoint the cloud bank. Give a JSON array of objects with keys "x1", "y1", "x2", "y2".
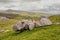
[{"x1": 0, "y1": 0, "x2": 60, "y2": 14}]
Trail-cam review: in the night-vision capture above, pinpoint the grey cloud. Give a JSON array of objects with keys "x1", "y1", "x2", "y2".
[{"x1": 0, "y1": 0, "x2": 60, "y2": 14}]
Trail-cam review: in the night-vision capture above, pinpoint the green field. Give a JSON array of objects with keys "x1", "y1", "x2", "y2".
[{"x1": 0, "y1": 13, "x2": 60, "y2": 40}]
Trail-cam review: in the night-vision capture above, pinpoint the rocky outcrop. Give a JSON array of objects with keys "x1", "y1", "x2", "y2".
[{"x1": 13, "y1": 17, "x2": 52, "y2": 32}]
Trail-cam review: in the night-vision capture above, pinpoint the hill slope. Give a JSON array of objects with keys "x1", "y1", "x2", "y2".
[{"x1": 0, "y1": 24, "x2": 60, "y2": 40}]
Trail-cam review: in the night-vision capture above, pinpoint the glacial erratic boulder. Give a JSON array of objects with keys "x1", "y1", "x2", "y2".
[{"x1": 13, "y1": 18, "x2": 52, "y2": 32}]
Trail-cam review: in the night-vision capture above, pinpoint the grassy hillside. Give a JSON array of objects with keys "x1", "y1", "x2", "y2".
[
  {"x1": 0, "y1": 24, "x2": 60, "y2": 40},
  {"x1": 0, "y1": 12, "x2": 60, "y2": 40}
]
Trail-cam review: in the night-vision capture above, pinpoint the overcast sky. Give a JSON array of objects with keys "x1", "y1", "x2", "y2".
[{"x1": 0, "y1": 0, "x2": 60, "y2": 14}]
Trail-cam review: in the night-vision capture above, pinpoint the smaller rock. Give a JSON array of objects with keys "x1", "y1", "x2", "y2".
[
  {"x1": 0, "y1": 17, "x2": 9, "y2": 21},
  {"x1": 0, "y1": 30, "x2": 10, "y2": 33},
  {"x1": 40, "y1": 17, "x2": 52, "y2": 26},
  {"x1": 4, "y1": 30, "x2": 10, "y2": 33},
  {"x1": 54, "y1": 22, "x2": 60, "y2": 24}
]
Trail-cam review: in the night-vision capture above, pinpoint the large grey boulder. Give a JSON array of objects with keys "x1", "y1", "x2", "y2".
[{"x1": 13, "y1": 18, "x2": 52, "y2": 32}]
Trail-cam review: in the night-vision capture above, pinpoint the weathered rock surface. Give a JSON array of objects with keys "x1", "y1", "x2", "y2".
[{"x1": 13, "y1": 17, "x2": 52, "y2": 32}]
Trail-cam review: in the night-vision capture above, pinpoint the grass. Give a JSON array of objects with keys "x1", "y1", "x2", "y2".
[
  {"x1": 0, "y1": 20, "x2": 18, "y2": 31},
  {"x1": 0, "y1": 13, "x2": 60, "y2": 40}
]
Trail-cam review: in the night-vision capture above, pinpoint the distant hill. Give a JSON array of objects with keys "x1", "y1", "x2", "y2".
[{"x1": 0, "y1": 10, "x2": 52, "y2": 17}]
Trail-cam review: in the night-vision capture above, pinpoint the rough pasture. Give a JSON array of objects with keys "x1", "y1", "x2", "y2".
[{"x1": 0, "y1": 13, "x2": 60, "y2": 40}]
